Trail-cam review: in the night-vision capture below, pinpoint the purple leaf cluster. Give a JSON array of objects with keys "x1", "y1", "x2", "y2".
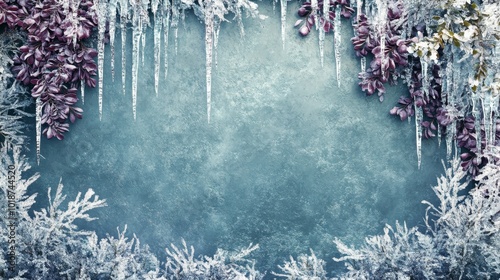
[
  {"x1": 295, "y1": 0, "x2": 354, "y2": 36},
  {"x1": 390, "y1": 57, "x2": 500, "y2": 177},
  {"x1": 1, "y1": 0, "x2": 98, "y2": 140},
  {"x1": 390, "y1": 60, "x2": 443, "y2": 134},
  {"x1": 457, "y1": 118, "x2": 500, "y2": 177},
  {"x1": 352, "y1": 2, "x2": 411, "y2": 101}
]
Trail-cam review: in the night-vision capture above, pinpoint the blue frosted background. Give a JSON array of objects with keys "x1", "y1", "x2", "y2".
[{"x1": 25, "y1": 2, "x2": 446, "y2": 275}]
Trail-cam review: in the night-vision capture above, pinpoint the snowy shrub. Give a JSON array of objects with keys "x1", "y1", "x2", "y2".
[
  {"x1": 332, "y1": 157, "x2": 500, "y2": 279},
  {"x1": 272, "y1": 249, "x2": 327, "y2": 279},
  {"x1": 0, "y1": 30, "x2": 31, "y2": 148},
  {"x1": 165, "y1": 240, "x2": 263, "y2": 279},
  {"x1": 270, "y1": 155, "x2": 500, "y2": 279},
  {"x1": 0, "y1": 145, "x2": 262, "y2": 279}
]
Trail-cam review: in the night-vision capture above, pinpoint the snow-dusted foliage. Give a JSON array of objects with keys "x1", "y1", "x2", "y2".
[
  {"x1": 332, "y1": 157, "x2": 500, "y2": 279},
  {"x1": 0, "y1": 30, "x2": 31, "y2": 149},
  {"x1": 165, "y1": 240, "x2": 263, "y2": 279},
  {"x1": 272, "y1": 249, "x2": 327, "y2": 279},
  {"x1": 0, "y1": 146, "x2": 262, "y2": 279}
]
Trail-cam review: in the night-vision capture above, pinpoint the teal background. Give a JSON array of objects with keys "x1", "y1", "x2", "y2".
[{"x1": 25, "y1": 2, "x2": 445, "y2": 275}]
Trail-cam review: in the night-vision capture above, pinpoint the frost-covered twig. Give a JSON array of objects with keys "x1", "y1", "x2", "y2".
[
  {"x1": 0, "y1": 31, "x2": 31, "y2": 148},
  {"x1": 272, "y1": 249, "x2": 327, "y2": 280}
]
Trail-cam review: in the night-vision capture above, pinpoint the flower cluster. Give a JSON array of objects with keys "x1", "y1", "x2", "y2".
[
  {"x1": 1, "y1": 0, "x2": 98, "y2": 140},
  {"x1": 294, "y1": 0, "x2": 354, "y2": 36}
]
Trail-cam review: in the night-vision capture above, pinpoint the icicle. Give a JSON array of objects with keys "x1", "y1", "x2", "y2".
[
  {"x1": 163, "y1": 0, "x2": 171, "y2": 80},
  {"x1": 36, "y1": 97, "x2": 41, "y2": 165},
  {"x1": 437, "y1": 123, "x2": 441, "y2": 146},
  {"x1": 375, "y1": 0, "x2": 387, "y2": 80},
  {"x1": 311, "y1": 0, "x2": 319, "y2": 30},
  {"x1": 108, "y1": 0, "x2": 118, "y2": 81},
  {"x1": 119, "y1": 0, "x2": 128, "y2": 96},
  {"x1": 471, "y1": 91, "x2": 482, "y2": 156},
  {"x1": 280, "y1": 0, "x2": 287, "y2": 49},
  {"x1": 414, "y1": 100, "x2": 423, "y2": 169},
  {"x1": 171, "y1": 2, "x2": 180, "y2": 55},
  {"x1": 205, "y1": 6, "x2": 214, "y2": 123},
  {"x1": 319, "y1": 0, "x2": 329, "y2": 67},
  {"x1": 141, "y1": 29, "x2": 146, "y2": 66},
  {"x1": 131, "y1": 1, "x2": 143, "y2": 120},
  {"x1": 421, "y1": 60, "x2": 429, "y2": 99},
  {"x1": 213, "y1": 21, "x2": 220, "y2": 69},
  {"x1": 334, "y1": 4, "x2": 341, "y2": 87},
  {"x1": 81, "y1": 80, "x2": 85, "y2": 104},
  {"x1": 446, "y1": 121, "x2": 455, "y2": 161},
  {"x1": 356, "y1": 0, "x2": 363, "y2": 22},
  {"x1": 482, "y1": 93, "x2": 498, "y2": 152},
  {"x1": 97, "y1": 0, "x2": 106, "y2": 121},
  {"x1": 152, "y1": 0, "x2": 162, "y2": 97}
]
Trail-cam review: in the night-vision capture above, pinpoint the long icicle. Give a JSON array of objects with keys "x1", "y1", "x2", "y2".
[
  {"x1": 152, "y1": 0, "x2": 162, "y2": 97},
  {"x1": 471, "y1": 91, "x2": 482, "y2": 157},
  {"x1": 213, "y1": 20, "x2": 221, "y2": 69},
  {"x1": 81, "y1": 77, "x2": 85, "y2": 104},
  {"x1": 163, "y1": 0, "x2": 171, "y2": 80},
  {"x1": 334, "y1": 4, "x2": 341, "y2": 87},
  {"x1": 141, "y1": 26, "x2": 146, "y2": 66},
  {"x1": 280, "y1": 0, "x2": 287, "y2": 49},
  {"x1": 120, "y1": 0, "x2": 128, "y2": 95},
  {"x1": 311, "y1": 0, "x2": 319, "y2": 30},
  {"x1": 356, "y1": 0, "x2": 366, "y2": 73},
  {"x1": 415, "y1": 99, "x2": 423, "y2": 169},
  {"x1": 205, "y1": 3, "x2": 214, "y2": 123},
  {"x1": 376, "y1": 0, "x2": 387, "y2": 81},
  {"x1": 319, "y1": 0, "x2": 329, "y2": 67},
  {"x1": 172, "y1": 1, "x2": 180, "y2": 55},
  {"x1": 131, "y1": 1, "x2": 143, "y2": 120},
  {"x1": 97, "y1": 0, "x2": 106, "y2": 121},
  {"x1": 36, "y1": 97, "x2": 41, "y2": 165},
  {"x1": 108, "y1": 0, "x2": 118, "y2": 81}
]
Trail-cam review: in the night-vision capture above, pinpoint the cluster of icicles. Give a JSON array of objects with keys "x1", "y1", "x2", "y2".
[{"x1": 33, "y1": 0, "x2": 500, "y2": 171}]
